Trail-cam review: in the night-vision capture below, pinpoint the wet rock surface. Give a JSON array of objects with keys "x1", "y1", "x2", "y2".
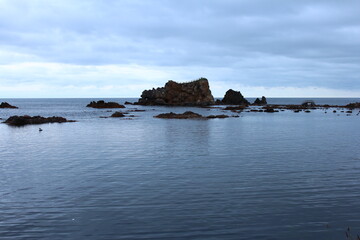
[
  {"x1": 87, "y1": 100, "x2": 125, "y2": 109},
  {"x1": 0, "y1": 102, "x2": 18, "y2": 109},
  {"x1": 4, "y1": 115, "x2": 75, "y2": 126},
  {"x1": 137, "y1": 78, "x2": 214, "y2": 106}
]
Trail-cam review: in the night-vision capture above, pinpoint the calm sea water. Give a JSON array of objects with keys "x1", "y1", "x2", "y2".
[{"x1": 0, "y1": 98, "x2": 360, "y2": 240}]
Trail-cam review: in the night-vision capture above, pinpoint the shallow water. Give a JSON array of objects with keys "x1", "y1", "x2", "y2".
[{"x1": 0, "y1": 98, "x2": 360, "y2": 239}]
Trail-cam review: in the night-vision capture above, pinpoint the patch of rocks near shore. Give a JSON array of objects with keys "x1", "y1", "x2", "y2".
[{"x1": 4, "y1": 115, "x2": 76, "y2": 126}]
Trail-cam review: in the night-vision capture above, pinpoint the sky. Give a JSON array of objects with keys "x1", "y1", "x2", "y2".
[{"x1": 0, "y1": 0, "x2": 359, "y2": 98}]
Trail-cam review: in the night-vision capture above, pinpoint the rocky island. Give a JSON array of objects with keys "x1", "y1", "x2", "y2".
[
  {"x1": 0, "y1": 102, "x2": 18, "y2": 109},
  {"x1": 136, "y1": 78, "x2": 214, "y2": 106},
  {"x1": 219, "y1": 89, "x2": 250, "y2": 105},
  {"x1": 87, "y1": 100, "x2": 125, "y2": 109}
]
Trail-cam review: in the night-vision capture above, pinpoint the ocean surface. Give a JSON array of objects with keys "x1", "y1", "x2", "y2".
[{"x1": 0, "y1": 98, "x2": 359, "y2": 240}]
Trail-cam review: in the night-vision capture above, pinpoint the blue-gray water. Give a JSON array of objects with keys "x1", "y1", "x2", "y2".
[{"x1": 0, "y1": 98, "x2": 360, "y2": 240}]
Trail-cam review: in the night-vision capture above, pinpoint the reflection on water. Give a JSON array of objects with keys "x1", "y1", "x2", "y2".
[{"x1": 0, "y1": 98, "x2": 360, "y2": 240}]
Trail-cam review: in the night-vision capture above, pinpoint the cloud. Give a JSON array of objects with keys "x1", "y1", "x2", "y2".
[{"x1": 0, "y1": 0, "x2": 359, "y2": 97}]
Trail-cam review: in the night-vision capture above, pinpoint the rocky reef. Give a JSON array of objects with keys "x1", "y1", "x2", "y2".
[
  {"x1": 4, "y1": 115, "x2": 75, "y2": 126},
  {"x1": 155, "y1": 111, "x2": 204, "y2": 119},
  {"x1": 154, "y1": 111, "x2": 235, "y2": 119},
  {"x1": 253, "y1": 96, "x2": 267, "y2": 105},
  {"x1": 87, "y1": 100, "x2": 125, "y2": 109},
  {"x1": 220, "y1": 89, "x2": 249, "y2": 105},
  {"x1": 136, "y1": 78, "x2": 214, "y2": 106},
  {"x1": 346, "y1": 102, "x2": 360, "y2": 109},
  {"x1": 0, "y1": 102, "x2": 18, "y2": 109}
]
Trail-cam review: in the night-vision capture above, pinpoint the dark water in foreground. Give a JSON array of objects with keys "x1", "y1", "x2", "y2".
[{"x1": 0, "y1": 98, "x2": 359, "y2": 240}]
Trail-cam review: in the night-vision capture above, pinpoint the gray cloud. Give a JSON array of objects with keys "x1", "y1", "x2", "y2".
[{"x1": 0, "y1": 0, "x2": 359, "y2": 94}]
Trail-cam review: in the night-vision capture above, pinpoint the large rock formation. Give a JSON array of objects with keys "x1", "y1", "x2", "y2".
[
  {"x1": 4, "y1": 115, "x2": 75, "y2": 126},
  {"x1": 253, "y1": 96, "x2": 267, "y2": 105},
  {"x1": 0, "y1": 102, "x2": 18, "y2": 109},
  {"x1": 221, "y1": 89, "x2": 249, "y2": 105},
  {"x1": 137, "y1": 78, "x2": 214, "y2": 106}
]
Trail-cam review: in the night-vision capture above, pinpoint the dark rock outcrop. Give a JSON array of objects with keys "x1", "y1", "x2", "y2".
[
  {"x1": 4, "y1": 115, "x2": 75, "y2": 126},
  {"x1": 87, "y1": 100, "x2": 125, "y2": 109},
  {"x1": 0, "y1": 102, "x2": 18, "y2": 109},
  {"x1": 263, "y1": 108, "x2": 279, "y2": 113},
  {"x1": 154, "y1": 111, "x2": 204, "y2": 119},
  {"x1": 137, "y1": 78, "x2": 214, "y2": 106},
  {"x1": 221, "y1": 89, "x2": 249, "y2": 105},
  {"x1": 206, "y1": 114, "x2": 229, "y2": 119},
  {"x1": 253, "y1": 96, "x2": 267, "y2": 105},
  {"x1": 154, "y1": 111, "x2": 232, "y2": 119},
  {"x1": 110, "y1": 112, "x2": 125, "y2": 118}
]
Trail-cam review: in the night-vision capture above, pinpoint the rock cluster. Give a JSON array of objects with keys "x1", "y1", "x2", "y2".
[
  {"x1": 253, "y1": 96, "x2": 267, "y2": 105},
  {"x1": 87, "y1": 100, "x2": 125, "y2": 109},
  {"x1": 137, "y1": 78, "x2": 214, "y2": 106},
  {"x1": 4, "y1": 115, "x2": 75, "y2": 126},
  {"x1": 220, "y1": 89, "x2": 249, "y2": 105},
  {"x1": 0, "y1": 102, "x2": 18, "y2": 109}
]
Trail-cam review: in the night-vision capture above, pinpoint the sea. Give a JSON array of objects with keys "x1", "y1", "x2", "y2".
[{"x1": 0, "y1": 98, "x2": 359, "y2": 240}]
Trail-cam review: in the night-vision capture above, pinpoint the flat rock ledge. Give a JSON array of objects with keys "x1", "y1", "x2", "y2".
[
  {"x1": 0, "y1": 102, "x2": 18, "y2": 109},
  {"x1": 4, "y1": 115, "x2": 76, "y2": 126},
  {"x1": 154, "y1": 111, "x2": 233, "y2": 119},
  {"x1": 87, "y1": 100, "x2": 125, "y2": 109}
]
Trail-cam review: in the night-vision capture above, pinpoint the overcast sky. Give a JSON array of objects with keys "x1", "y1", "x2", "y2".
[{"x1": 0, "y1": 0, "x2": 359, "y2": 98}]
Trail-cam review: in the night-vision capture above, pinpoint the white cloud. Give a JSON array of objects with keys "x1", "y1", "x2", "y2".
[{"x1": 0, "y1": 0, "x2": 359, "y2": 97}]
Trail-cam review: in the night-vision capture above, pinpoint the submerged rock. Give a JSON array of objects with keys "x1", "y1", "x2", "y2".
[
  {"x1": 221, "y1": 89, "x2": 249, "y2": 105},
  {"x1": 253, "y1": 96, "x2": 267, "y2": 105},
  {"x1": 137, "y1": 78, "x2": 214, "y2": 106},
  {"x1": 86, "y1": 100, "x2": 125, "y2": 109},
  {"x1": 0, "y1": 102, "x2": 18, "y2": 109},
  {"x1": 4, "y1": 115, "x2": 75, "y2": 126}
]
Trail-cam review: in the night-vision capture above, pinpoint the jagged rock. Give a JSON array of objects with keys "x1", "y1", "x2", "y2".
[
  {"x1": 137, "y1": 78, "x2": 214, "y2": 106},
  {"x1": 253, "y1": 96, "x2": 267, "y2": 105},
  {"x1": 110, "y1": 112, "x2": 125, "y2": 118},
  {"x1": 0, "y1": 102, "x2": 18, "y2": 109},
  {"x1": 86, "y1": 100, "x2": 125, "y2": 109},
  {"x1": 4, "y1": 115, "x2": 75, "y2": 126},
  {"x1": 154, "y1": 111, "x2": 204, "y2": 119},
  {"x1": 221, "y1": 89, "x2": 249, "y2": 105}
]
